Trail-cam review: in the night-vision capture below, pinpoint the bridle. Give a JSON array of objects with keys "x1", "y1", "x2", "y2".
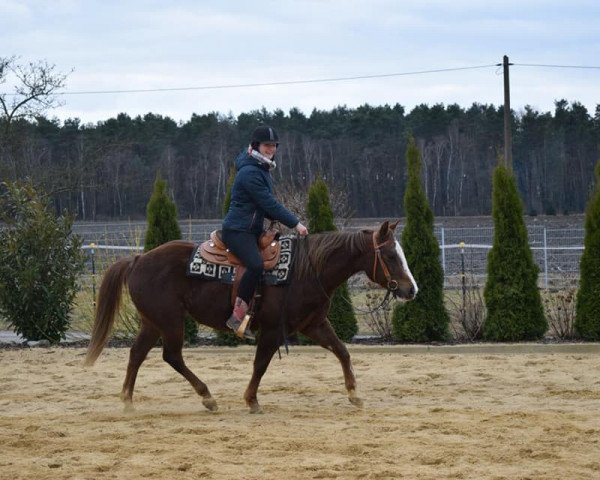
[
  {"x1": 372, "y1": 232, "x2": 399, "y2": 293},
  {"x1": 301, "y1": 231, "x2": 402, "y2": 315}
]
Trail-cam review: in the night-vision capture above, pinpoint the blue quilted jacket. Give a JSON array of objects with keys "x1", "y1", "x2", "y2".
[{"x1": 223, "y1": 151, "x2": 299, "y2": 235}]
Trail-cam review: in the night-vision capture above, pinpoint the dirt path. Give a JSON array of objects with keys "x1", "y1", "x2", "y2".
[{"x1": 1, "y1": 346, "x2": 599, "y2": 479}]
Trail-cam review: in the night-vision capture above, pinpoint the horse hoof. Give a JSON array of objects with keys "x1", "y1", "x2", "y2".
[
  {"x1": 202, "y1": 397, "x2": 218, "y2": 412},
  {"x1": 248, "y1": 403, "x2": 263, "y2": 414},
  {"x1": 348, "y1": 390, "x2": 364, "y2": 408},
  {"x1": 123, "y1": 401, "x2": 135, "y2": 413}
]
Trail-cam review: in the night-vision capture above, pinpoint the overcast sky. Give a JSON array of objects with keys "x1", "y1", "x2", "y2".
[{"x1": 1, "y1": 0, "x2": 599, "y2": 124}]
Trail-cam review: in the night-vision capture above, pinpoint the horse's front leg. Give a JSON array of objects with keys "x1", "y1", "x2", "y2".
[
  {"x1": 301, "y1": 318, "x2": 363, "y2": 408},
  {"x1": 243, "y1": 326, "x2": 280, "y2": 414}
]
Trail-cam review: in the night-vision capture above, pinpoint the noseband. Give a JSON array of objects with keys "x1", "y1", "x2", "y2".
[{"x1": 372, "y1": 232, "x2": 399, "y2": 292}]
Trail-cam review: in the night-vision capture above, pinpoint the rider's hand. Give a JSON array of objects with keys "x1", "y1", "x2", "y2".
[{"x1": 295, "y1": 222, "x2": 309, "y2": 236}]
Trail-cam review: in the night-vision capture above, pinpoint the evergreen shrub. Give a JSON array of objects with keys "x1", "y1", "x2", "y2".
[
  {"x1": 575, "y1": 162, "x2": 600, "y2": 339},
  {"x1": 144, "y1": 175, "x2": 198, "y2": 343},
  {"x1": 483, "y1": 165, "x2": 546, "y2": 341},
  {"x1": 307, "y1": 178, "x2": 357, "y2": 342},
  {"x1": 392, "y1": 137, "x2": 449, "y2": 342},
  {"x1": 0, "y1": 181, "x2": 85, "y2": 342}
]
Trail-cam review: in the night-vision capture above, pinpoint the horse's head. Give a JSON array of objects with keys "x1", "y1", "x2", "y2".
[{"x1": 367, "y1": 221, "x2": 418, "y2": 301}]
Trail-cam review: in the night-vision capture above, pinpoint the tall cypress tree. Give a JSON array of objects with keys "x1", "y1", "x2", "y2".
[
  {"x1": 392, "y1": 137, "x2": 449, "y2": 341},
  {"x1": 144, "y1": 176, "x2": 182, "y2": 252},
  {"x1": 575, "y1": 162, "x2": 600, "y2": 339},
  {"x1": 144, "y1": 175, "x2": 198, "y2": 343},
  {"x1": 483, "y1": 164, "x2": 546, "y2": 341},
  {"x1": 307, "y1": 178, "x2": 358, "y2": 342}
]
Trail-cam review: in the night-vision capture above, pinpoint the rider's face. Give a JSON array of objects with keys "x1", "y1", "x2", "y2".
[{"x1": 259, "y1": 142, "x2": 277, "y2": 159}]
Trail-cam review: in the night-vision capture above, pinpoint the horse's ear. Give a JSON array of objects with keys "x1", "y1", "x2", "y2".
[
  {"x1": 376, "y1": 221, "x2": 390, "y2": 242},
  {"x1": 389, "y1": 220, "x2": 400, "y2": 231}
]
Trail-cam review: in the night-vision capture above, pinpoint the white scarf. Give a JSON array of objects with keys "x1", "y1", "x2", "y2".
[{"x1": 249, "y1": 148, "x2": 277, "y2": 170}]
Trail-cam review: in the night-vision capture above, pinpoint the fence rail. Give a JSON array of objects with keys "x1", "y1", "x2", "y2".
[
  {"x1": 434, "y1": 225, "x2": 584, "y2": 289},
  {"x1": 78, "y1": 222, "x2": 585, "y2": 290}
]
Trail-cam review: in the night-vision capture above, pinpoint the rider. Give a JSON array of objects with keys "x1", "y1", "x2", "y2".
[{"x1": 222, "y1": 125, "x2": 309, "y2": 339}]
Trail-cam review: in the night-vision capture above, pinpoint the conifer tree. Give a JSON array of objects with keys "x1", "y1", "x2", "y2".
[
  {"x1": 392, "y1": 137, "x2": 449, "y2": 342},
  {"x1": 575, "y1": 162, "x2": 600, "y2": 339},
  {"x1": 144, "y1": 175, "x2": 182, "y2": 252},
  {"x1": 144, "y1": 175, "x2": 198, "y2": 343},
  {"x1": 307, "y1": 178, "x2": 358, "y2": 342},
  {"x1": 483, "y1": 164, "x2": 546, "y2": 341}
]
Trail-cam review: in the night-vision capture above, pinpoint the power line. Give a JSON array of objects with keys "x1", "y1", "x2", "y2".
[
  {"x1": 5, "y1": 64, "x2": 499, "y2": 96},
  {"x1": 513, "y1": 63, "x2": 600, "y2": 69},
  {"x1": 2, "y1": 62, "x2": 598, "y2": 97}
]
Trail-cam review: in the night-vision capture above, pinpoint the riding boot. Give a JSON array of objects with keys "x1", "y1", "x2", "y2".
[{"x1": 226, "y1": 297, "x2": 255, "y2": 340}]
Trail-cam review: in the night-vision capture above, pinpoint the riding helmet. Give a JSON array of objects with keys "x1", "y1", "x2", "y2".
[{"x1": 251, "y1": 125, "x2": 279, "y2": 144}]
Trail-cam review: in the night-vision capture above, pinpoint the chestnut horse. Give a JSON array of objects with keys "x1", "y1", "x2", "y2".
[{"x1": 84, "y1": 221, "x2": 417, "y2": 413}]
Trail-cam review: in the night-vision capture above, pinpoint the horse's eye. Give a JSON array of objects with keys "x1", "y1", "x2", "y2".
[{"x1": 383, "y1": 250, "x2": 396, "y2": 261}]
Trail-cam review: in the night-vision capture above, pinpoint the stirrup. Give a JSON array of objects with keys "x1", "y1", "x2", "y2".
[{"x1": 226, "y1": 314, "x2": 255, "y2": 340}]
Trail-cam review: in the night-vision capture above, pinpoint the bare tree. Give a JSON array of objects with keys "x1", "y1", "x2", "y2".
[
  {"x1": 186, "y1": 162, "x2": 202, "y2": 218},
  {"x1": 0, "y1": 56, "x2": 69, "y2": 183},
  {"x1": 276, "y1": 181, "x2": 354, "y2": 228},
  {"x1": 0, "y1": 56, "x2": 69, "y2": 130}
]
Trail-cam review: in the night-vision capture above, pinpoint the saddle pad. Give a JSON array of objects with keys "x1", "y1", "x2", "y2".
[{"x1": 187, "y1": 235, "x2": 295, "y2": 286}]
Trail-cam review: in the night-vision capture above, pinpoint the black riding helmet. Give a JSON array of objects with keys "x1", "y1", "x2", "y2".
[{"x1": 251, "y1": 125, "x2": 279, "y2": 147}]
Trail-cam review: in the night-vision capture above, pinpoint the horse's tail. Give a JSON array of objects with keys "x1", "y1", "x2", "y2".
[{"x1": 84, "y1": 255, "x2": 139, "y2": 366}]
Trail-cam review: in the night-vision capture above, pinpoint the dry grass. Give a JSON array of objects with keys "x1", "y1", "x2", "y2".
[
  {"x1": 542, "y1": 288, "x2": 578, "y2": 339},
  {"x1": 0, "y1": 266, "x2": 582, "y2": 343}
]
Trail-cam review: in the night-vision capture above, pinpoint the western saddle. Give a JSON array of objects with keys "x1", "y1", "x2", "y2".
[
  {"x1": 199, "y1": 227, "x2": 282, "y2": 271},
  {"x1": 199, "y1": 227, "x2": 283, "y2": 322}
]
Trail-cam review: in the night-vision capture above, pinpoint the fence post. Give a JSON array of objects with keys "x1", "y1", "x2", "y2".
[
  {"x1": 440, "y1": 226, "x2": 446, "y2": 276},
  {"x1": 90, "y1": 243, "x2": 96, "y2": 307},
  {"x1": 543, "y1": 227, "x2": 548, "y2": 289},
  {"x1": 460, "y1": 241, "x2": 466, "y2": 325}
]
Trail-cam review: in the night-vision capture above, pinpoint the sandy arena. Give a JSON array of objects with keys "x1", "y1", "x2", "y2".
[{"x1": 1, "y1": 345, "x2": 599, "y2": 480}]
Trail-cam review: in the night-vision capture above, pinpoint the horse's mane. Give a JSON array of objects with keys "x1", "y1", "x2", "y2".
[{"x1": 293, "y1": 230, "x2": 372, "y2": 281}]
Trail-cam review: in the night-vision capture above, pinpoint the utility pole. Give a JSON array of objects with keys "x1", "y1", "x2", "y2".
[{"x1": 501, "y1": 55, "x2": 513, "y2": 170}]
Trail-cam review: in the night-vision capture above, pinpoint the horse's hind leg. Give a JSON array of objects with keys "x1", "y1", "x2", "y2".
[
  {"x1": 121, "y1": 320, "x2": 160, "y2": 411},
  {"x1": 161, "y1": 325, "x2": 218, "y2": 412},
  {"x1": 301, "y1": 319, "x2": 363, "y2": 408}
]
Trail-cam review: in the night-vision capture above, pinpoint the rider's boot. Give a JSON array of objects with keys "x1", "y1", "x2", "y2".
[{"x1": 226, "y1": 297, "x2": 255, "y2": 340}]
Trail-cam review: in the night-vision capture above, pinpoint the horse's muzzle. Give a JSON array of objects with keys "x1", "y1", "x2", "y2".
[{"x1": 392, "y1": 284, "x2": 416, "y2": 301}]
